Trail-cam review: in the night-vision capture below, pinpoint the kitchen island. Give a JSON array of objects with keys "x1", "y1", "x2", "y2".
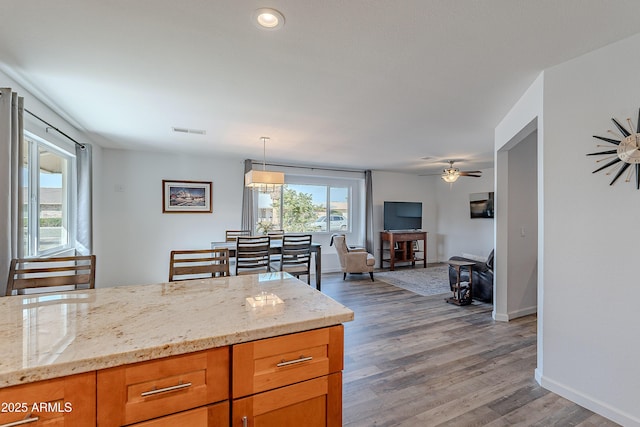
[{"x1": 0, "y1": 272, "x2": 354, "y2": 426}]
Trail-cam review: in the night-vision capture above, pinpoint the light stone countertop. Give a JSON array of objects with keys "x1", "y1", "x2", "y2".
[{"x1": 0, "y1": 272, "x2": 354, "y2": 388}]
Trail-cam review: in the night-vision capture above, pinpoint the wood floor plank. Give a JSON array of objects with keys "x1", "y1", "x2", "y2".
[{"x1": 320, "y1": 272, "x2": 620, "y2": 427}]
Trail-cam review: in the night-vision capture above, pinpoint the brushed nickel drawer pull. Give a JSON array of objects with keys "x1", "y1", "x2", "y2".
[
  {"x1": 242, "y1": 415, "x2": 248, "y2": 427},
  {"x1": 140, "y1": 381, "x2": 192, "y2": 397},
  {"x1": 276, "y1": 355, "x2": 313, "y2": 367},
  {"x1": 0, "y1": 415, "x2": 40, "y2": 427}
]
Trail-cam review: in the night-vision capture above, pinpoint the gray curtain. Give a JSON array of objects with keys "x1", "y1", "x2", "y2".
[
  {"x1": 241, "y1": 159, "x2": 255, "y2": 233},
  {"x1": 75, "y1": 143, "x2": 92, "y2": 255},
  {"x1": 0, "y1": 88, "x2": 24, "y2": 296},
  {"x1": 364, "y1": 170, "x2": 374, "y2": 253}
]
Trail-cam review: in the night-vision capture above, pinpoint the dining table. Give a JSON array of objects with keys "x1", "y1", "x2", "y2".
[{"x1": 211, "y1": 239, "x2": 323, "y2": 291}]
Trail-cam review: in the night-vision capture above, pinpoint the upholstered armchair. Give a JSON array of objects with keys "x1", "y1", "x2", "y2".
[{"x1": 332, "y1": 235, "x2": 375, "y2": 281}]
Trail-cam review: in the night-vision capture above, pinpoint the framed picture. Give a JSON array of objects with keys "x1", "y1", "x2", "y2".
[{"x1": 162, "y1": 180, "x2": 212, "y2": 213}]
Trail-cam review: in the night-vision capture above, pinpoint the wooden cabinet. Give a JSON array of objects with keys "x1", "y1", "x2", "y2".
[
  {"x1": 232, "y1": 326, "x2": 344, "y2": 426},
  {"x1": 1, "y1": 326, "x2": 345, "y2": 427},
  {"x1": 130, "y1": 402, "x2": 229, "y2": 427},
  {"x1": 232, "y1": 373, "x2": 342, "y2": 427},
  {"x1": 0, "y1": 372, "x2": 95, "y2": 427},
  {"x1": 97, "y1": 347, "x2": 229, "y2": 427},
  {"x1": 380, "y1": 231, "x2": 427, "y2": 270}
]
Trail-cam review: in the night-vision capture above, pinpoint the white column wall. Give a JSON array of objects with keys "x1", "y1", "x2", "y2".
[
  {"x1": 538, "y1": 33, "x2": 640, "y2": 426},
  {"x1": 496, "y1": 33, "x2": 640, "y2": 426}
]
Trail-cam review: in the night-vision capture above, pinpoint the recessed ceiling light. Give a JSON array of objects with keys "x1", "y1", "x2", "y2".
[{"x1": 253, "y1": 8, "x2": 285, "y2": 30}]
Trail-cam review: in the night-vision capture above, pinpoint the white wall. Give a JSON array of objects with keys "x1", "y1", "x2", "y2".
[
  {"x1": 538, "y1": 33, "x2": 640, "y2": 426},
  {"x1": 435, "y1": 169, "x2": 494, "y2": 262},
  {"x1": 96, "y1": 149, "x2": 245, "y2": 287},
  {"x1": 506, "y1": 131, "x2": 538, "y2": 319},
  {"x1": 496, "y1": 34, "x2": 640, "y2": 425},
  {"x1": 371, "y1": 171, "x2": 438, "y2": 266}
]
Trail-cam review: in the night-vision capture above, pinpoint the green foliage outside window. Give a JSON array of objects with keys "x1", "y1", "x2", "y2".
[
  {"x1": 40, "y1": 218, "x2": 62, "y2": 227},
  {"x1": 278, "y1": 188, "x2": 319, "y2": 232}
]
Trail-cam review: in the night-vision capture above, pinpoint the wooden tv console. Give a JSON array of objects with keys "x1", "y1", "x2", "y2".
[{"x1": 380, "y1": 231, "x2": 427, "y2": 271}]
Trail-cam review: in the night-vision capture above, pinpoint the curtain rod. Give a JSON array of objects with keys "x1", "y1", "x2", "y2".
[
  {"x1": 24, "y1": 108, "x2": 86, "y2": 150},
  {"x1": 251, "y1": 160, "x2": 365, "y2": 174}
]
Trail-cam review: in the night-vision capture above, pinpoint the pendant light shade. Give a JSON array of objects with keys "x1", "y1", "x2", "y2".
[
  {"x1": 244, "y1": 169, "x2": 285, "y2": 187},
  {"x1": 245, "y1": 137, "x2": 284, "y2": 191}
]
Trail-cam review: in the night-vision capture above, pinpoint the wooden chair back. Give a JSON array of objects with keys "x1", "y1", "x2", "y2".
[
  {"x1": 169, "y1": 249, "x2": 230, "y2": 281},
  {"x1": 235, "y1": 236, "x2": 271, "y2": 275},
  {"x1": 278, "y1": 234, "x2": 312, "y2": 284},
  {"x1": 225, "y1": 230, "x2": 251, "y2": 242},
  {"x1": 267, "y1": 230, "x2": 285, "y2": 240},
  {"x1": 6, "y1": 255, "x2": 96, "y2": 296}
]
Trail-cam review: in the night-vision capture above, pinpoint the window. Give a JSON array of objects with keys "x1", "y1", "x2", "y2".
[
  {"x1": 254, "y1": 175, "x2": 361, "y2": 234},
  {"x1": 22, "y1": 132, "x2": 76, "y2": 257}
]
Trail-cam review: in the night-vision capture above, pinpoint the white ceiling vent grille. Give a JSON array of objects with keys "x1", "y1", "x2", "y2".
[{"x1": 172, "y1": 127, "x2": 206, "y2": 135}]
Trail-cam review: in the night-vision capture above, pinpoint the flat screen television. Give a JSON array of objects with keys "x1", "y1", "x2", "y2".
[{"x1": 383, "y1": 201, "x2": 422, "y2": 231}]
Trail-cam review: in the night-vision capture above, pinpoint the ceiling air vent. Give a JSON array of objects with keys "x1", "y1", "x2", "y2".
[{"x1": 172, "y1": 127, "x2": 206, "y2": 135}]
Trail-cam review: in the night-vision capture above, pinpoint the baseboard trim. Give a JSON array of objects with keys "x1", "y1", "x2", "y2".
[
  {"x1": 538, "y1": 374, "x2": 640, "y2": 426},
  {"x1": 493, "y1": 311, "x2": 509, "y2": 322},
  {"x1": 508, "y1": 305, "x2": 537, "y2": 319},
  {"x1": 492, "y1": 305, "x2": 536, "y2": 322}
]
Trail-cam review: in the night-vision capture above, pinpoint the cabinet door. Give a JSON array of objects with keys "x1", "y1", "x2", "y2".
[
  {"x1": 232, "y1": 373, "x2": 341, "y2": 427},
  {"x1": 0, "y1": 372, "x2": 95, "y2": 427},
  {"x1": 97, "y1": 347, "x2": 229, "y2": 426},
  {"x1": 233, "y1": 326, "x2": 343, "y2": 399},
  {"x1": 129, "y1": 401, "x2": 228, "y2": 427}
]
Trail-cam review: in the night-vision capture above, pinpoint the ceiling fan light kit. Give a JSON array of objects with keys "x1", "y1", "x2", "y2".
[
  {"x1": 441, "y1": 166, "x2": 461, "y2": 183},
  {"x1": 440, "y1": 160, "x2": 481, "y2": 183}
]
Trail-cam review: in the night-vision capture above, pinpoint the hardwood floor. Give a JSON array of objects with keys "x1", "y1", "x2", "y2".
[{"x1": 320, "y1": 272, "x2": 619, "y2": 427}]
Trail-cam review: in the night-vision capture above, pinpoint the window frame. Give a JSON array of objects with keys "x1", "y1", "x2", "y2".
[
  {"x1": 254, "y1": 173, "x2": 362, "y2": 235},
  {"x1": 23, "y1": 131, "x2": 77, "y2": 258}
]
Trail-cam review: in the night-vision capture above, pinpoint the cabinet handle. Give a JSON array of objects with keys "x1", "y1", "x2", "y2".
[
  {"x1": 0, "y1": 415, "x2": 40, "y2": 427},
  {"x1": 140, "y1": 381, "x2": 192, "y2": 397},
  {"x1": 242, "y1": 416, "x2": 248, "y2": 427},
  {"x1": 276, "y1": 355, "x2": 313, "y2": 367}
]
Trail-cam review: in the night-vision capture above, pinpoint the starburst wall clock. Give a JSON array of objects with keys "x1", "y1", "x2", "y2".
[{"x1": 587, "y1": 108, "x2": 640, "y2": 189}]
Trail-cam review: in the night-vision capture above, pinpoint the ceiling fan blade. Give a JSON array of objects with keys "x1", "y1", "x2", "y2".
[
  {"x1": 460, "y1": 174, "x2": 482, "y2": 177},
  {"x1": 459, "y1": 171, "x2": 482, "y2": 176}
]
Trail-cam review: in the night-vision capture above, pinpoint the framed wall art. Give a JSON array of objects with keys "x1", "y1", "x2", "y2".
[{"x1": 162, "y1": 180, "x2": 212, "y2": 213}]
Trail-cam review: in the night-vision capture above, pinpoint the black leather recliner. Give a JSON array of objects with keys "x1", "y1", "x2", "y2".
[{"x1": 447, "y1": 250, "x2": 494, "y2": 303}]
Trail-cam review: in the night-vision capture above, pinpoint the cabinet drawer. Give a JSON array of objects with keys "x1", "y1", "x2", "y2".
[
  {"x1": 232, "y1": 325, "x2": 343, "y2": 398},
  {"x1": 393, "y1": 232, "x2": 425, "y2": 242},
  {"x1": 130, "y1": 401, "x2": 229, "y2": 427},
  {"x1": 0, "y1": 372, "x2": 95, "y2": 427},
  {"x1": 232, "y1": 372, "x2": 342, "y2": 427},
  {"x1": 97, "y1": 347, "x2": 229, "y2": 426}
]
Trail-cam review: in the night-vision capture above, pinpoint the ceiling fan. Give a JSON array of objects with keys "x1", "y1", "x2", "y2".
[{"x1": 438, "y1": 160, "x2": 482, "y2": 183}]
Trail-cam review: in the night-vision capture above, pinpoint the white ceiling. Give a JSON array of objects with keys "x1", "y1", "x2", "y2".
[{"x1": 2, "y1": 0, "x2": 640, "y2": 174}]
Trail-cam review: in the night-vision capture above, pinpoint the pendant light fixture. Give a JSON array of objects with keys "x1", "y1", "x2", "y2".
[{"x1": 245, "y1": 137, "x2": 284, "y2": 191}]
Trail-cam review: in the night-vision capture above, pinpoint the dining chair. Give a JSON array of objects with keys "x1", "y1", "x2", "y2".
[
  {"x1": 169, "y1": 249, "x2": 229, "y2": 281},
  {"x1": 225, "y1": 230, "x2": 251, "y2": 242},
  {"x1": 6, "y1": 255, "x2": 96, "y2": 296},
  {"x1": 267, "y1": 230, "x2": 285, "y2": 240},
  {"x1": 235, "y1": 236, "x2": 271, "y2": 275},
  {"x1": 270, "y1": 234, "x2": 312, "y2": 284}
]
